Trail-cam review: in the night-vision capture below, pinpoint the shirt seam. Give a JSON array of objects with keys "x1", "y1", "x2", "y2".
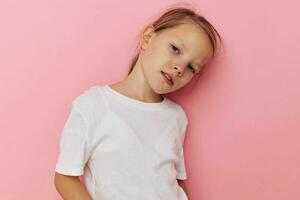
[{"x1": 72, "y1": 104, "x2": 90, "y2": 150}]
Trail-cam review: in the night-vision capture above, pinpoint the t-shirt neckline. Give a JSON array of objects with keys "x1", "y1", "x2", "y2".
[{"x1": 103, "y1": 84, "x2": 168, "y2": 109}]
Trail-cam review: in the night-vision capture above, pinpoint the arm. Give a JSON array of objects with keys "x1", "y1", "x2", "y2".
[
  {"x1": 177, "y1": 179, "x2": 191, "y2": 200},
  {"x1": 54, "y1": 172, "x2": 93, "y2": 200}
]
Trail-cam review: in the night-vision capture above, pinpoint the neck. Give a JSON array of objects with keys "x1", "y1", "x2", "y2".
[{"x1": 110, "y1": 61, "x2": 163, "y2": 103}]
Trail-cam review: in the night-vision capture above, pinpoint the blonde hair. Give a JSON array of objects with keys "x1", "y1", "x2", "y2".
[{"x1": 127, "y1": 5, "x2": 223, "y2": 77}]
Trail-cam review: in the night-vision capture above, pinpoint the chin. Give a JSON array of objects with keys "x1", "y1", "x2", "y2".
[
  {"x1": 148, "y1": 72, "x2": 177, "y2": 94},
  {"x1": 156, "y1": 84, "x2": 177, "y2": 94},
  {"x1": 148, "y1": 82, "x2": 166, "y2": 94}
]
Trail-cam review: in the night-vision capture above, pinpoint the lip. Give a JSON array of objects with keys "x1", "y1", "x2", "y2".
[{"x1": 161, "y1": 71, "x2": 174, "y2": 86}]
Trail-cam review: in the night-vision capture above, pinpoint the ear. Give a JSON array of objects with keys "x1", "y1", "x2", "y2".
[{"x1": 140, "y1": 25, "x2": 155, "y2": 50}]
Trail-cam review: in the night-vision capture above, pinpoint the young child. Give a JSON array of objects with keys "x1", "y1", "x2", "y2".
[{"x1": 54, "y1": 5, "x2": 222, "y2": 200}]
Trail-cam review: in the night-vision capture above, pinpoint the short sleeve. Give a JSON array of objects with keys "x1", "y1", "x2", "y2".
[
  {"x1": 175, "y1": 107, "x2": 188, "y2": 180},
  {"x1": 55, "y1": 104, "x2": 91, "y2": 176}
]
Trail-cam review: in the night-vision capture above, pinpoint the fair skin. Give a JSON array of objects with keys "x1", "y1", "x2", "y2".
[
  {"x1": 110, "y1": 20, "x2": 213, "y2": 103},
  {"x1": 54, "y1": 21, "x2": 213, "y2": 200},
  {"x1": 54, "y1": 173, "x2": 93, "y2": 200}
]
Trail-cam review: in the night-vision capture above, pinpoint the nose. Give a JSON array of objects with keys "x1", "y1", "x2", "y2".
[{"x1": 173, "y1": 64, "x2": 185, "y2": 77}]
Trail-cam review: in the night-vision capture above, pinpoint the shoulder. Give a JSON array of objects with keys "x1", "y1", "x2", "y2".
[
  {"x1": 176, "y1": 105, "x2": 188, "y2": 138},
  {"x1": 165, "y1": 99, "x2": 188, "y2": 126},
  {"x1": 166, "y1": 100, "x2": 189, "y2": 144},
  {"x1": 164, "y1": 99, "x2": 189, "y2": 139},
  {"x1": 71, "y1": 85, "x2": 108, "y2": 123},
  {"x1": 71, "y1": 85, "x2": 105, "y2": 109},
  {"x1": 177, "y1": 104, "x2": 188, "y2": 126}
]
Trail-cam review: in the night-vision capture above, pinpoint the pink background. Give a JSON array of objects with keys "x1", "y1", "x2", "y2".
[{"x1": 0, "y1": 0, "x2": 299, "y2": 199}]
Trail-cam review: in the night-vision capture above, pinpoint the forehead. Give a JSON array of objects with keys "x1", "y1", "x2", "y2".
[{"x1": 158, "y1": 23, "x2": 213, "y2": 64}]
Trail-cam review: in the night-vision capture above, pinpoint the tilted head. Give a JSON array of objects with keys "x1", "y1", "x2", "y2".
[{"x1": 128, "y1": 6, "x2": 222, "y2": 93}]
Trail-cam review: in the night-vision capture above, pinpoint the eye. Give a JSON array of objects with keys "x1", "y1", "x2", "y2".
[
  {"x1": 170, "y1": 44, "x2": 180, "y2": 54},
  {"x1": 188, "y1": 65, "x2": 196, "y2": 74},
  {"x1": 170, "y1": 43, "x2": 196, "y2": 74}
]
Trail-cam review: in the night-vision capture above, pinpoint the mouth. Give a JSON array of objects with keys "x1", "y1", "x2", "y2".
[{"x1": 161, "y1": 71, "x2": 174, "y2": 86}]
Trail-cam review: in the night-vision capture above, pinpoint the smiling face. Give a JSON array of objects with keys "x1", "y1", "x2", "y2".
[{"x1": 139, "y1": 21, "x2": 213, "y2": 94}]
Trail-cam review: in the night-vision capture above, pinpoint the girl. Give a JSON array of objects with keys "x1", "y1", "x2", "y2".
[{"x1": 54, "y1": 5, "x2": 222, "y2": 200}]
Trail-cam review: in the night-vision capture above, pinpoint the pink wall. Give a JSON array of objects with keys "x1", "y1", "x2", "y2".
[{"x1": 0, "y1": 0, "x2": 299, "y2": 199}]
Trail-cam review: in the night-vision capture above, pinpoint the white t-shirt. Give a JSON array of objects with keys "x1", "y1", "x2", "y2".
[{"x1": 55, "y1": 85, "x2": 189, "y2": 200}]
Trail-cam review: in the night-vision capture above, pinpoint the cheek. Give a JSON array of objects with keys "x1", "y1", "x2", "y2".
[
  {"x1": 185, "y1": 75, "x2": 194, "y2": 83},
  {"x1": 179, "y1": 76, "x2": 193, "y2": 87},
  {"x1": 142, "y1": 49, "x2": 165, "y2": 72}
]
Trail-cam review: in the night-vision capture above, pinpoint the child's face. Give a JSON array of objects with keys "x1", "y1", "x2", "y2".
[{"x1": 139, "y1": 21, "x2": 213, "y2": 94}]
